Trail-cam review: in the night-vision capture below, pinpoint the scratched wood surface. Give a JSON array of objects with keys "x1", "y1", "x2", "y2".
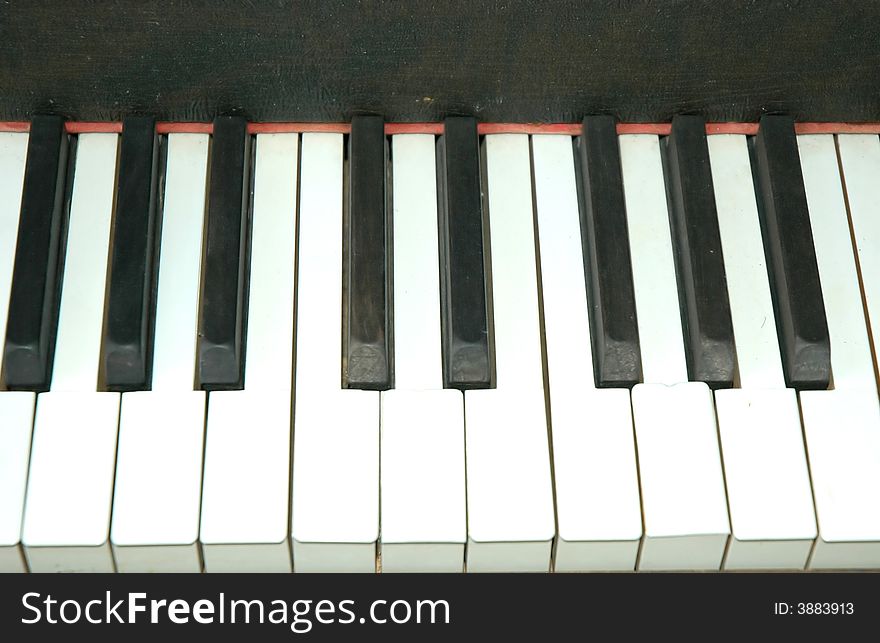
[{"x1": 1, "y1": 1, "x2": 877, "y2": 122}]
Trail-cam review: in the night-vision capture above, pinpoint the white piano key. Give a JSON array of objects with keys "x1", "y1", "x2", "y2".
[
  {"x1": 797, "y1": 134, "x2": 880, "y2": 569},
  {"x1": 293, "y1": 389, "x2": 378, "y2": 572},
  {"x1": 0, "y1": 132, "x2": 28, "y2": 359},
  {"x1": 465, "y1": 388, "x2": 554, "y2": 572},
  {"x1": 800, "y1": 391, "x2": 880, "y2": 568},
  {"x1": 836, "y1": 134, "x2": 880, "y2": 384},
  {"x1": 24, "y1": 392, "x2": 120, "y2": 572},
  {"x1": 0, "y1": 392, "x2": 34, "y2": 572},
  {"x1": 620, "y1": 136, "x2": 688, "y2": 386},
  {"x1": 531, "y1": 134, "x2": 641, "y2": 571},
  {"x1": 0, "y1": 132, "x2": 30, "y2": 572},
  {"x1": 381, "y1": 389, "x2": 465, "y2": 572},
  {"x1": 110, "y1": 134, "x2": 210, "y2": 572},
  {"x1": 486, "y1": 138, "x2": 545, "y2": 393},
  {"x1": 549, "y1": 389, "x2": 640, "y2": 571},
  {"x1": 201, "y1": 391, "x2": 292, "y2": 572},
  {"x1": 799, "y1": 136, "x2": 877, "y2": 391},
  {"x1": 201, "y1": 133, "x2": 298, "y2": 572},
  {"x1": 620, "y1": 134, "x2": 729, "y2": 570},
  {"x1": 110, "y1": 391, "x2": 204, "y2": 572},
  {"x1": 151, "y1": 134, "x2": 210, "y2": 392},
  {"x1": 291, "y1": 133, "x2": 379, "y2": 572},
  {"x1": 465, "y1": 134, "x2": 554, "y2": 572},
  {"x1": 294, "y1": 133, "x2": 347, "y2": 393},
  {"x1": 390, "y1": 135, "x2": 443, "y2": 392},
  {"x1": 22, "y1": 134, "x2": 120, "y2": 572},
  {"x1": 50, "y1": 134, "x2": 118, "y2": 392},
  {"x1": 708, "y1": 135, "x2": 816, "y2": 570},
  {"x1": 630, "y1": 383, "x2": 729, "y2": 569},
  {"x1": 715, "y1": 389, "x2": 815, "y2": 568},
  {"x1": 239, "y1": 133, "x2": 298, "y2": 391},
  {"x1": 380, "y1": 134, "x2": 465, "y2": 573},
  {"x1": 709, "y1": 136, "x2": 787, "y2": 391}
]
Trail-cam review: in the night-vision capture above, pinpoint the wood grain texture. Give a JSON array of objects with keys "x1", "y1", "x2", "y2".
[{"x1": 1, "y1": 1, "x2": 878, "y2": 122}]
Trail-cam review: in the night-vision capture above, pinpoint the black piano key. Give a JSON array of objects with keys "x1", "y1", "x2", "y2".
[
  {"x1": 197, "y1": 116, "x2": 251, "y2": 390},
  {"x1": 344, "y1": 115, "x2": 391, "y2": 390},
  {"x1": 751, "y1": 115, "x2": 830, "y2": 390},
  {"x1": 576, "y1": 116, "x2": 642, "y2": 388},
  {"x1": 664, "y1": 115, "x2": 736, "y2": 389},
  {"x1": 102, "y1": 116, "x2": 160, "y2": 391},
  {"x1": 2, "y1": 115, "x2": 70, "y2": 391},
  {"x1": 436, "y1": 116, "x2": 492, "y2": 389}
]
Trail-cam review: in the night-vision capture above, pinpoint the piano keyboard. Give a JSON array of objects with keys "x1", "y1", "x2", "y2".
[{"x1": 1, "y1": 115, "x2": 879, "y2": 573}]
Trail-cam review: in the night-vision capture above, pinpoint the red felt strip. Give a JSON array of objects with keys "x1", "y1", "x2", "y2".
[
  {"x1": 2, "y1": 121, "x2": 880, "y2": 136},
  {"x1": 478, "y1": 122, "x2": 582, "y2": 135},
  {"x1": 247, "y1": 122, "x2": 350, "y2": 134},
  {"x1": 64, "y1": 122, "x2": 122, "y2": 133},
  {"x1": 794, "y1": 122, "x2": 880, "y2": 134},
  {"x1": 706, "y1": 122, "x2": 759, "y2": 135},
  {"x1": 156, "y1": 122, "x2": 213, "y2": 134},
  {"x1": 0, "y1": 121, "x2": 29, "y2": 132},
  {"x1": 616, "y1": 123, "x2": 672, "y2": 135},
  {"x1": 385, "y1": 122, "x2": 444, "y2": 135}
]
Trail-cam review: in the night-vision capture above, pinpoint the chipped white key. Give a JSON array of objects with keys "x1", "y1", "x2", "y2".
[{"x1": 532, "y1": 134, "x2": 641, "y2": 571}]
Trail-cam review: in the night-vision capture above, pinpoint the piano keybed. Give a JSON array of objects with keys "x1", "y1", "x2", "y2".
[{"x1": 0, "y1": 116, "x2": 879, "y2": 572}]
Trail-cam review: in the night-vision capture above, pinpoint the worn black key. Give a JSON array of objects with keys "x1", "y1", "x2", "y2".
[
  {"x1": 665, "y1": 116, "x2": 736, "y2": 388},
  {"x1": 197, "y1": 116, "x2": 250, "y2": 390},
  {"x1": 345, "y1": 115, "x2": 391, "y2": 390},
  {"x1": 664, "y1": 115, "x2": 736, "y2": 389},
  {"x1": 752, "y1": 115, "x2": 830, "y2": 390},
  {"x1": 576, "y1": 116, "x2": 642, "y2": 388},
  {"x1": 2, "y1": 115, "x2": 69, "y2": 390},
  {"x1": 102, "y1": 116, "x2": 160, "y2": 391},
  {"x1": 436, "y1": 116, "x2": 492, "y2": 389}
]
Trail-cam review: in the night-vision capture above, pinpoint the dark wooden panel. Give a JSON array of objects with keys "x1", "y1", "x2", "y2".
[{"x1": 1, "y1": 1, "x2": 877, "y2": 123}]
